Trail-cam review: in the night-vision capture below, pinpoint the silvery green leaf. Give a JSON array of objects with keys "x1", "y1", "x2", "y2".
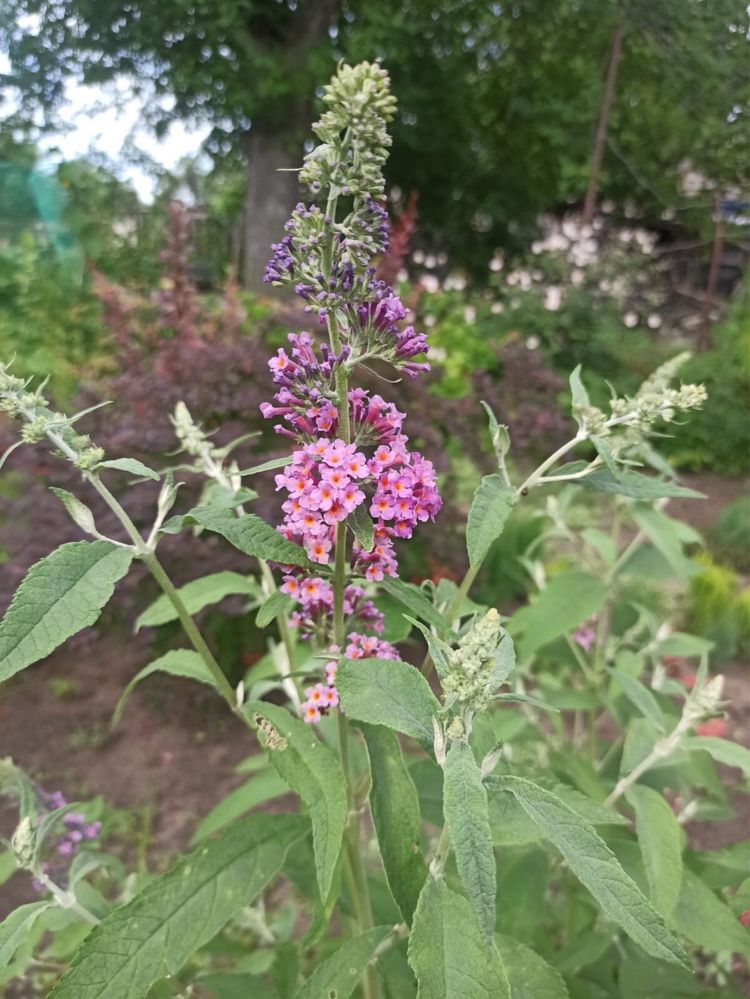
[
  {"x1": 48, "y1": 813, "x2": 308, "y2": 999},
  {"x1": 688, "y1": 735, "x2": 750, "y2": 776},
  {"x1": 97, "y1": 458, "x2": 160, "y2": 481},
  {"x1": 480, "y1": 400, "x2": 510, "y2": 465},
  {"x1": 466, "y1": 474, "x2": 515, "y2": 568},
  {"x1": 256, "y1": 590, "x2": 294, "y2": 628},
  {"x1": 348, "y1": 502, "x2": 375, "y2": 552},
  {"x1": 337, "y1": 658, "x2": 441, "y2": 750},
  {"x1": 491, "y1": 631, "x2": 516, "y2": 685},
  {"x1": 408, "y1": 877, "x2": 510, "y2": 999},
  {"x1": 626, "y1": 784, "x2": 683, "y2": 918},
  {"x1": 607, "y1": 667, "x2": 666, "y2": 731},
  {"x1": 112, "y1": 650, "x2": 217, "y2": 728},
  {"x1": 361, "y1": 723, "x2": 427, "y2": 924},
  {"x1": 443, "y1": 741, "x2": 496, "y2": 944},
  {"x1": 380, "y1": 577, "x2": 452, "y2": 636},
  {"x1": 0, "y1": 901, "x2": 53, "y2": 972},
  {"x1": 486, "y1": 776, "x2": 689, "y2": 968},
  {"x1": 590, "y1": 435, "x2": 620, "y2": 477},
  {"x1": 295, "y1": 926, "x2": 392, "y2": 999},
  {"x1": 0, "y1": 542, "x2": 133, "y2": 685},
  {"x1": 237, "y1": 455, "x2": 294, "y2": 477},
  {"x1": 403, "y1": 614, "x2": 453, "y2": 679},
  {"x1": 496, "y1": 934, "x2": 570, "y2": 999},
  {"x1": 671, "y1": 867, "x2": 750, "y2": 955},
  {"x1": 578, "y1": 469, "x2": 704, "y2": 499},
  {"x1": 569, "y1": 365, "x2": 590, "y2": 422},
  {"x1": 187, "y1": 507, "x2": 311, "y2": 568},
  {"x1": 630, "y1": 505, "x2": 694, "y2": 577},
  {"x1": 49, "y1": 488, "x2": 97, "y2": 537},
  {"x1": 245, "y1": 701, "x2": 347, "y2": 902},
  {"x1": 506, "y1": 571, "x2": 606, "y2": 660},
  {"x1": 136, "y1": 571, "x2": 259, "y2": 630}
]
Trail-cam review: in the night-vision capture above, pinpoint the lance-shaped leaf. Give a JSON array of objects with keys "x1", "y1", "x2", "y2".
[
  {"x1": 408, "y1": 877, "x2": 510, "y2": 999},
  {"x1": 112, "y1": 650, "x2": 217, "y2": 728},
  {"x1": 49, "y1": 813, "x2": 308, "y2": 999},
  {"x1": 0, "y1": 901, "x2": 53, "y2": 972},
  {"x1": 336, "y1": 658, "x2": 441, "y2": 750},
  {"x1": 136, "y1": 571, "x2": 259, "y2": 630},
  {"x1": 496, "y1": 934, "x2": 570, "y2": 999},
  {"x1": 379, "y1": 577, "x2": 452, "y2": 635},
  {"x1": 49, "y1": 488, "x2": 98, "y2": 536},
  {"x1": 187, "y1": 506, "x2": 311, "y2": 568},
  {"x1": 443, "y1": 741, "x2": 496, "y2": 944},
  {"x1": 466, "y1": 474, "x2": 515, "y2": 568},
  {"x1": 688, "y1": 735, "x2": 750, "y2": 777},
  {"x1": 295, "y1": 926, "x2": 392, "y2": 999},
  {"x1": 487, "y1": 776, "x2": 689, "y2": 968},
  {"x1": 256, "y1": 590, "x2": 294, "y2": 628},
  {"x1": 607, "y1": 667, "x2": 665, "y2": 731},
  {"x1": 0, "y1": 541, "x2": 133, "y2": 685},
  {"x1": 578, "y1": 469, "x2": 704, "y2": 500},
  {"x1": 361, "y1": 723, "x2": 427, "y2": 924},
  {"x1": 569, "y1": 365, "x2": 590, "y2": 419},
  {"x1": 626, "y1": 785, "x2": 683, "y2": 918},
  {"x1": 348, "y1": 502, "x2": 375, "y2": 552},
  {"x1": 97, "y1": 458, "x2": 161, "y2": 481},
  {"x1": 506, "y1": 571, "x2": 605, "y2": 660},
  {"x1": 671, "y1": 867, "x2": 750, "y2": 955},
  {"x1": 245, "y1": 701, "x2": 347, "y2": 902}
]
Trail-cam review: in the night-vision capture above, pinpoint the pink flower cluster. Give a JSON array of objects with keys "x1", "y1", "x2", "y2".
[
  {"x1": 275, "y1": 439, "x2": 369, "y2": 564},
  {"x1": 301, "y1": 632, "x2": 399, "y2": 724},
  {"x1": 280, "y1": 575, "x2": 383, "y2": 639},
  {"x1": 275, "y1": 435, "x2": 441, "y2": 579}
]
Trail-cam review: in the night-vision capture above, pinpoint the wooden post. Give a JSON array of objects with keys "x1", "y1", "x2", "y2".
[{"x1": 582, "y1": 22, "x2": 625, "y2": 224}]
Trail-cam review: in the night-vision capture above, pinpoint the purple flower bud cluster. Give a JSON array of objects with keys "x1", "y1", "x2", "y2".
[
  {"x1": 281, "y1": 576, "x2": 384, "y2": 640},
  {"x1": 31, "y1": 790, "x2": 102, "y2": 893}
]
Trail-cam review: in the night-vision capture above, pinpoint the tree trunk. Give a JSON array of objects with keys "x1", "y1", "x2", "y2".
[
  {"x1": 697, "y1": 192, "x2": 724, "y2": 351},
  {"x1": 241, "y1": 127, "x2": 304, "y2": 291},
  {"x1": 582, "y1": 22, "x2": 624, "y2": 224}
]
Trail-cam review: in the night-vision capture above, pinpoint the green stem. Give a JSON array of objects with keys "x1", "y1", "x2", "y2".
[
  {"x1": 325, "y1": 192, "x2": 379, "y2": 999},
  {"x1": 141, "y1": 551, "x2": 237, "y2": 709}
]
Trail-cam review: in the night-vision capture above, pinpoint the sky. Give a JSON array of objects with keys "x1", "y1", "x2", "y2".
[{"x1": 1, "y1": 49, "x2": 210, "y2": 202}]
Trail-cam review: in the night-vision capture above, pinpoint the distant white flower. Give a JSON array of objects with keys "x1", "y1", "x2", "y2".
[
  {"x1": 526, "y1": 335, "x2": 541, "y2": 350},
  {"x1": 623, "y1": 311, "x2": 638, "y2": 328},
  {"x1": 463, "y1": 306, "x2": 476, "y2": 322},
  {"x1": 424, "y1": 254, "x2": 437, "y2": 269},
  {"x1": 489, "y1": 254, "x2": 504, "y2": 271},
  {"x1": 647, "y1": 313, "x2": 662, "y2": 329},
  {"x1": 397, "y1": 267, "x2": 409, "y2": 283},
  {"x1": 490, "y1": 302, "x2": 505, "y2": 314},
  {"x1": 601, "y1": 200, "x2": 615, "y2": 214},
  {"x1": 531, "y1": 241, "x2": 543, "y2": 255},
  {"x1": 429, "y1": 345, "x2": 447, "y2": 361},
  {"x1": 571, "y1": 269, "x2": 584, "y2": 287},
  {"x1": 420, "y1": 274, "x2": 439, "y2": 293},
  {"x1": 444, "y1": 273, "x2": 466, "y2": 292},
  {"x1": 544, "y1": 286, "x2": 562, "y2": 311},
  {"x1": 424, "y1": 313, "x2": 436, "y2": 328},
  {"x1": 413, "y1": 249, "x2": 425, "y2": 264}
]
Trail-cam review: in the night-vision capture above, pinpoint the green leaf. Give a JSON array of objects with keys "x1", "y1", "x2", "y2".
[
  {"x1": 295, "y1": 926, "x2": 392, "y2": 999},
  {"x1": 336, "y1": 658, "x2": 441, "y2": 749},
  {"x1": 49, "y1": 487, "x2": 97, "y2": 536},
  {"x1": 579, "y1": 469, "x2": 704, "y2": 500},
  {"x1": 379, "y1": 578, "x2": 451, "y2": 636},
  {"x1": 466, "y1": 474, "x2": 516, "y2": 568},
  {"x1": 361, "y1": 723, "x2": 427, "y2": 924},
  {"x1": 349, "y1": 502, "x2": 375, "y2": 552},
  {"x1": 496, "y1": 849, "x2": 548, "y2": 941},
  {"x1": 506, "y1": 571, "x2": 606, "y2": 660},
  {"x1": 569, "y1": 365, "x2": 590, "y2": 414},
  {"x1": 0, "y1": 901, "x2": 53, "y2": 971},
  {"x1": 487, "y1": 776, "x2": 689, "y2": 967},
  {"x1": 495, "y1": 934, "x2": 570, "y2": 999},
  {"x1": 671, "y1": 867, "x2": 750, "y2": 955},
  {"x1": 188, "y1": 507, "x2": 311, "y2": 567},
  {"x1": 0, "y1": 541, "x2": 133, "y2": 684},
  {"x1": 408, "y1": 877, "x2": 510, "y2": 999},
  {"x1": 192, "y1": 771, "x2": 290, "y2": 843},
  {"x1": 97, "y1": 458, "x2": 160, "y2": 480},
  {"x1": 135, "y1": 571, "x2": 259, "y2": 630},
  {"x1": 657, "y1": 633, "x2": 713, "y2": 657},
  {"x1": 480, "y1": 400, "x2": 511, "y2": 466},
  {"x1": 607, "y1": 668, "x2": 665, "y2": 731},
  {"x1": 403, "y1": 615, "x2": 453, "y2": 680},
  {"x1": 245, "y1": 701, "x2": 347, "y2": 902},
  {"x1": 688, "y1": 736, "x2": 750, "y2": 777},
  {"x1": 590, "y1": 435, "x2": 620, "y2": 478},
  {"x1": 443, "y1": 741, "x2": 496, "y2": 944},
  {"x1": 255, "y1": 590, "x2": 294, "y2": 628},
  {"x1": 627, "y1": 785, "x2": 683, "y2": 918},
  {"x1": 49, "y1": 813, "x2": 307, "y2": 999},
  {"x1": 238, "y1": 455, "x2": 294, "y2": 477},
  {"x1": 630, "y1": 506, "x2": 693, "y2": 577},
  {"x1": 112, "y1": 650, "x2": 216, "y2": 728}
]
